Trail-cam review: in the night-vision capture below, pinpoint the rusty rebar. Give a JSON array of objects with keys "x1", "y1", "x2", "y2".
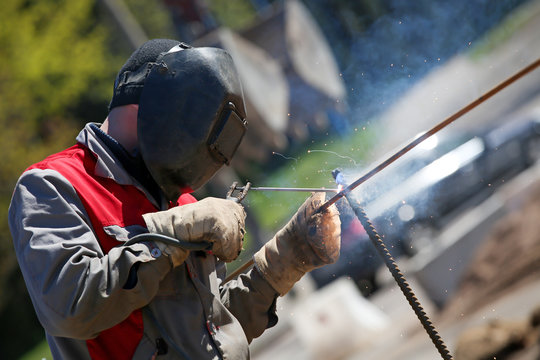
[{"x1": 344, "y1": 192, "x2": 453, "y2": 359}]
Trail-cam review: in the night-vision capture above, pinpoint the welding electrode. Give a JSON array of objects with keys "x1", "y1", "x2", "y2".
[{"x1": 234, "y1": 186, "x2": 340, "y2": 193}]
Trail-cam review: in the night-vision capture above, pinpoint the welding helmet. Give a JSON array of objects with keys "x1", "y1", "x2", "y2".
[{"x1": 137, "y1": 44, "x2": 247, "y2": 200}]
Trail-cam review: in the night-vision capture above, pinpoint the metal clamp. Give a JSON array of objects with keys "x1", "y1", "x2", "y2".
[{"x1": 226, "y1": 181, "x2": 251, "y2": 203}]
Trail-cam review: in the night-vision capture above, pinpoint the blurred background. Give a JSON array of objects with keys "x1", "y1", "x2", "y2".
[{"x1": 2, "y1": 0, "x2": 540, "y2": 359}]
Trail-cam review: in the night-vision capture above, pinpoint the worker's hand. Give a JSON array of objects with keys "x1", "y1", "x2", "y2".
[
  {"x1": 142, "y1": 198, "x2": 246, "y2": 265},
  {"x1": 254, "y1": 192, "x2": 341, "y2": 295}
]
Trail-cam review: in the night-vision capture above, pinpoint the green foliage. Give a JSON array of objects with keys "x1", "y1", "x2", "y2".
[
  {"x1": 125, "y1": 0, "x2": 177, "y2": 39},
  {"x1": 0, "y1": 0, "x2": 117, "y2": 358},
  {"x1": 19, "y1": 339, "x2": 52, "y2": 360},
  {"x1": 0, "y1": 1, "x2": 112, "y2": 119},
  {"x1": 0, "y1": 0, "x2": 115, "y2": 189},
  {"x1": 205, "y1": 0, "x2": 257, "y2": 30}
]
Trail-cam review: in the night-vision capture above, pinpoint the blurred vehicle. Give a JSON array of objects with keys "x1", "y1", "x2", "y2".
[{"x1": 310, "y1": 116, "x2": 540, "y2": 293}]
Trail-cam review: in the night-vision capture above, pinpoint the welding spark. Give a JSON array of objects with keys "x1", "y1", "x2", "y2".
[
  {"x1": 271, "y1": 152, "x2": 298, "y2": 163},
  {"x1": 334, "y1": 173, "x2": 346, "y2": 187},
  {"x1": 307, "y1": 149, "x2": 358, "y2": 166}
]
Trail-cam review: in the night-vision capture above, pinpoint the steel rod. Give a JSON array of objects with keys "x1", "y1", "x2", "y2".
[
  {"x1": 235, "y1": 186, "x2": 340, "y2": 193},
  {"x1": 345, "y1": 193, "x2": 453, "y2": 359},
  {"x1": 318, "y1": 56, "x2": 540, "y2": 212}
]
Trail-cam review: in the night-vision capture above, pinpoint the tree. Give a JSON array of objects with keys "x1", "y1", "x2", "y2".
[{"x1": 0, "y1": 0, "x2": 116, "y2": 357}]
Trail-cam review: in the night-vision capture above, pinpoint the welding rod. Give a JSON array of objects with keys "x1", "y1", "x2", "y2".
[
  {"x1": 318, "y1": 56, "x2": 540, "y2": 213},
  {"x1": 234, "y1": 186, "x2": 340, "y2": 193}
]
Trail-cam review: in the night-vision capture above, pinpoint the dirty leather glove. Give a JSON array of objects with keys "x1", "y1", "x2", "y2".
[
  {"x1": 142, "y1": 197, "x2": 246, "y2": 265},
  {"x1": 254, "y1": 192, "x2": 341, "y2": 295}
]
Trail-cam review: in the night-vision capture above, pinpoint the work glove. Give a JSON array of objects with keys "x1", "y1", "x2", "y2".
[
  {"x1": 254, "y1": 192, "x2": 341, "y2": 296},
  {"x1": 142, "y1": 197, "x2": 246, "y2": 267}
]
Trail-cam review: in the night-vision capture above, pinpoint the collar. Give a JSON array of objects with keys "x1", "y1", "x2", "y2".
[{"x1": 76, "y1": 123, "x2": 164, "y2": 208}]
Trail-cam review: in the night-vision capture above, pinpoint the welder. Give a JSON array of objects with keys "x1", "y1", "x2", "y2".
[{"x1": 8, "y1": 39, "x2": 341, "y2": 359}]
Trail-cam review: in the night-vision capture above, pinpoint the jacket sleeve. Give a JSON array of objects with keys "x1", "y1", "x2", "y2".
[
  {"x1": 8, "y1": 168, "x2": 171, "y2": 339},
  {"x1": 218, "y1": 262, "x2": 279, "y2": 343}
]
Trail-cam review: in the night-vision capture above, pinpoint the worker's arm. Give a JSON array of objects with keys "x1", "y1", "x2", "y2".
[
  {"x1": 218, "y1": 264, "x2": 279, "y2": 343},
  {"x1": 218, "y1": 192, "x2": 341, "y2": 342},
  {"x1": 143, "y1": 197, "x2": 277, "y2": 342},
  {"x1": 9, "y1": 168, "x2": 171, "y2": 339}
]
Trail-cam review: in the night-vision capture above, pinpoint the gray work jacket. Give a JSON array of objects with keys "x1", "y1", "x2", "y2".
[{"x1": 8, "y1": 123, "x2": 278, "y2": 359}]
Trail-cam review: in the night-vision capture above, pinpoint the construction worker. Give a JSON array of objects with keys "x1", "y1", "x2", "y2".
[{"x1": 8, "y1": 39, "x2": 341, "y2": 359}]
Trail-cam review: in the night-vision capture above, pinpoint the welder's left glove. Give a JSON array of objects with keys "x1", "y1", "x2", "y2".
[{"x1": 254, "y1": 192, "x2": 341, "y2": 296}]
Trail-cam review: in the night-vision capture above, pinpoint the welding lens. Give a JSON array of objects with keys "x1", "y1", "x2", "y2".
[{"x1": 208, "y1": 103, "x2": 247, "y2": 165}]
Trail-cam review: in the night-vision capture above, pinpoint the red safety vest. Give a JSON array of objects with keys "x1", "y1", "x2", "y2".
[{"x1": 29, "y1": 143, "x2": 196, "y2": 359}]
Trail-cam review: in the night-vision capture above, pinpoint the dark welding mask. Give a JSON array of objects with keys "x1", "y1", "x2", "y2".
[{"x1": 137, "y1": 45, "x2": 247, "y2": 200}]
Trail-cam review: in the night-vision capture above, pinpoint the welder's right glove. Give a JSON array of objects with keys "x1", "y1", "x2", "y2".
[
  {"x1": 142, "y1": 197, "x2": 246, "y2": 267},
  {"x1": 254, "y1": 192, "x2": 341, "y2": 296}
]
